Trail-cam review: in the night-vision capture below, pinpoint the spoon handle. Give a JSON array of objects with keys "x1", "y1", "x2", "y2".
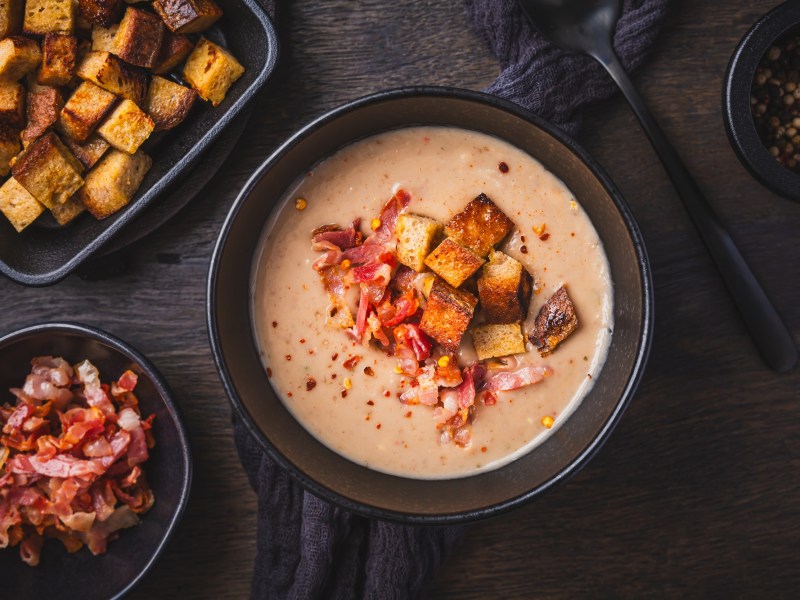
[{"x1": 594, "y1": 48, "x2": 797, "y2": 372}]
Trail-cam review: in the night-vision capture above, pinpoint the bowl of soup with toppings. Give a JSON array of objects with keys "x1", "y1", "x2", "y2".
[{"x1": 208, "y1": 87, "x2": 653, "y2": 523}]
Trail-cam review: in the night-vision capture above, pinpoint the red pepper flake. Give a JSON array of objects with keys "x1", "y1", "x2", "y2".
[
  {"x1": 299, "y1": 339, "x2": 306, "y2": 344},
  {"x1": 367, "y1": 400, "x2": 374, "y2": 406},
  {"x1": 405, "y1": 411, "x2": 412, "y2": 418},
  {"x1": 365, "y1": 414, "x2": 371, "y2": 421},
  {"x1": 272, "y1": 321, "x2": 278, "y2": 328},
  {"x1": 308, "y1": 349, "x2": 315, "y2": 355},
  {"x1": 285, "y1": 354, "x2": 292, "y2": 361},
  {"x1": 383, "y1": 390, "x2": 391, "y2": 397},
  {"x1": 306, "y1": 377, "x2": 316, "y2": 391},
  {"x1": 331, "y1": 353, "x2": 339, "y2": 361},
  {"x1": 331, "y1": 373, "x2": 337, "y2": 380},
  {"x1": 287, "y1": 392, "x2": 293, "y2": 397},
  {"x1": 587, "y1": 373, "x2": 592, "y2": 380},
  {"x1": 520, "y1": 235, "x2": 526, "y2": 243},
  {"x1": 540, "y1": 232, "x2": 550, "y2": 241},
  {"x1": 266, "y1": 368, "x2": 272, "y2": 378},
  {"x1": 376, "y1": 423, "x2": 382, "y2": 429},
  {"x1": 342, "y1": 355, "x2": 361, "y2": 370},
  {"x1": 341, "y1": 389, "x2": 348, "y2": 398},
  {"x1": 363, "y1": 366, "x2": 375, "y2": 376},
  {"x1": 499, "y1": 161, "x2": 509, "y2": 173},
  {"x1": 481, "y1": 446, "x2": 487, "y2": 453},
  {"x1": 571, "y1": 232, "x2": 575, "y2": 237},
  {"x1": 520, "y1": 245, "x2": 528, "y2": 254}
]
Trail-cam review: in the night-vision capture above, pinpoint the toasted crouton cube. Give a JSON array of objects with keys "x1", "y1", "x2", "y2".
[
  {"x1": 76, "y1": 51, "x2": 146, "y2": 104},
  {"x1": 0, "y1": 0, "x2": 24, "y2": 39},
  {"x1": 77, "y1": 0, "x2": 122, "y2": 28},
  {"x1": 97, "y1": 98, "x2": 153, "y2": 153},
  {"x1": 395, "y1": 212, "x2": 443, "y2": 272},
  {"x1": 37, "y1": 33, "x2": 77, "y2": 86},
  {"x1": 419, "y1": 277, "x2": 478, "y2": 352},
  {"x1": 58, "y1": 81, "x2": 116, "y2": 142},
  {"x1": 0, "y1": 82, "x2": 25, "y2": 129},
  {"x1": 12, "y1": 131, "x2": 84, "y2": 208},
  {"x1": 144, "y1": 75, "x2": 195, "y2": 131},
  {"x1": 90, "y1": 24, "x2": 118, "y2": 52},
  {"x1": 472, "y1": 323, "x2": 526, "y2": 360},
  {"x1": 424, "y1": 237, "x2": 485, "y2": 288},
  {"x1": 183, "y1": 38, "x2": 244, "y2": 107},
  {"x1": 21, "y1": 84, "x2": 62, "y2": 145},
  {"x1": 112, "y1": 7, "x2": 164, "y2": 68},
  {"x1": 78, "y1": 148, "x2": 150, "y2": 218},
  {"x1": 49, "y1": 192, "x2": 83, "y2": 224},
  {"x1": 445, "y1": 193, "x2": 514, "y2": 257},
  {"x1": 153, "y1": 0, "x2": 221, "y2": 34},
  {"x1": 0, "y1": 176, "x2": 43, "y2": 231},
  {"x1": 0, "y1": 129, "x2": 21, "y2": 175},
  {"x1": 23, "y1": 0, "x2": 74, "y2": 34},
  {"x1": 152, "y1": 31, "x2": 192, "y2": 74},
  {"x1": 0, "y1": 36, "x2": 41, "y2": 82},
  {"x1": 529, "y1": 286, "x2": 579, "y2": 356},
  {"x1": 62, "y1": 133, "x2": 108, "y2": 168},
  {"x1": 477, "y1": 250, "x2": 534, "y2": 323}
]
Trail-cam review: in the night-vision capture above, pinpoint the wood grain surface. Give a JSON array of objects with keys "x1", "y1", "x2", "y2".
[{"x1": 2, "y1": 0, "x2": 799, "y2": 598}]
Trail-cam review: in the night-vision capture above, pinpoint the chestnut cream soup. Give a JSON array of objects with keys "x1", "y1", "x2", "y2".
[{"x1": 252, "y1": 126, "x2": 613, "y2": 479}]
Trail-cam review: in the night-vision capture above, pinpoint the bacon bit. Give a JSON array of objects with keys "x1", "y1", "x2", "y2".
[
  {"x1": 295, "y1": 198, "x2": 308, "y2": 210},
  {"x1": 367, "y1": 400, "x2": 374, "y2": 406},
  {"x1": 272, "y1": 321, "x2": 278, "y2": 328},
  {"x1": 499, "y1": 161, "x2": 509, "y2": 173},
  {"x1": 285, "y1": 355, "x2": 292, "y2": 361},
  {"x1": 343, "y1": 378, "x2": 352, "y2": 390},
  {"x1": 266, "y1": 368, "x2": 273, "y2": 378},
  {"x1": 331, "y1": 353, "x2": 339, "y2": 360},
  {"x1": 306, "y1": 378, "x2": 317, "y2": 391},
  {"x1": 370, "y1": 218, "x2": 381, "y2": 230},
  {"x1": 437, "y1": 355, "x2": 450, "y2": 368},
  {"x1": 520, "y1": 245, "x2": 528, "y2": 254},
  {"x1": 482, "y1": 390, "x2": 498, "y2": 406},
  {"x1": 363, "y1": 366, "x2": 375, "y2": 376},
  {"x1": 342, "y1": 355, "x2": 361, "y2": 370},
  {"x1": 539, "y1": 233, "x2": 550, "y2": 241},
  {"x1": 541, "y1": 416, "x2": 554, "y2": 429}
]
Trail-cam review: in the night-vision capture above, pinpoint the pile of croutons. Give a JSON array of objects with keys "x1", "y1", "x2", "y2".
[{"x1": 0, "y1": 0, "x2": 244, "y2": 233}]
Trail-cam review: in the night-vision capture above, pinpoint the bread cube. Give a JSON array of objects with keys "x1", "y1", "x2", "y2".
[
  {"x1": 0, "y1": 176, "x2": 44, "y2": 231},
  {"x1": 445, "y1": 193, "x2": 514, "y2": 257},
  {"x1": 529, "y1": 286, "x2": 579, "y2": 356},
  {"x1": 78, "y1": 148, "x2": 150, "y2": 218},
  {"x1": 96, "y1": 98, "x2": 153, "y2": 153},
  {"x1": 183, "y1": 38, "x2": 244, "y2": 107},
  {"x1": 0, "y1": 129, "x2": 21, "y2": 175},
  {"x1": 76, "y1": 37, "x2": 91, "y2": 64},
  {"x1": 144, "y1": 75, "x2": 195, "y2": 131},
  {"x1": 37, "y1": 33, "x2": 77, "y2": 86},
  {"x1": 395, "y1": 212, "x2": 443, "y2": 272},
  {"x1": 153, "y1": 0, "x2": 221, "y2": 34},
  {"x1": 49, "y1": 192, "x2": 83, "y2": 224},
  {"x1": 151, "y1": 31, "x2": 192, "y2": 74},
  {"x1": 112, "y1": 7, "x2": 164, "y2": 68},
  {"x1": 477, "y1": 250, "x2": 534, "y2": 323},
  {"x1": 424, "y1": 237, "x2": 485, "y2": 288},
  {"x1": 471, "y1": 323, "x2": 526, "y2": 360},
  {"x1": 62, "y1": 133, "x2": 108, "y2": 168},
  {"x1": 90, "y1": 24, "x2": 118, "y2": 52},
  {"x1": 419, "y1": 277, "x2": 478, "y2": 352},
  {"x1": 23, "y1": 0, "x2": 74, "y2": 34},
  {"x1": 59, "y1": 81, "x2": 116, "y2": 142},
  {"x1": 76, "y1": 51, "x2": 146, "y2": 104},
  {"x1": 12, "y1": 131, "x2": 84, "y2": 208},
  {"x1": 0, "y1": 36, "x2": 41, "y2": 82},
  {"x1": 0, "y1": 82, "x2": 25, "y2": 129},
  {"x1": 0, "y1": 0, "x2": 24, "y2": 39},
  {"x1": 21, "y1": 84, "x2": 62, "y2": 145},
  {"x1": 77, "y1": 0, "x2": 122, "y2": 28}
]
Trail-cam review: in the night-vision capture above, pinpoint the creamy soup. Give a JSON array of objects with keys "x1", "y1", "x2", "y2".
[{"x1": 251, "y1": 126, "x2": 613, "y2": 479}]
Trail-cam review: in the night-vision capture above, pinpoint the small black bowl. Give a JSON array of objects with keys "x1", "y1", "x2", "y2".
[
  {"x1": 208, "y1": 87, "x2": 654, "y2": 524},
  {"x1": 724, "y1": 0, "x2": 800, "y2": 201},
  {"x1": 0, "y1": 323, "x2": 192, "y2": 600}
]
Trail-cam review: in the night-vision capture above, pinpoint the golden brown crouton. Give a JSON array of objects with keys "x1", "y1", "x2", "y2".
[
  {"x1": 113, "y1": 7, "x2": 164, "y2": 68},
  {"x1": 23, "y1": 0, "x2": 74, "y2": 35},
  {"x1": 0, "y1": 175, "x2": 43, "y2": 231},
  {"x1": 0, "y1": 82, "x2": 25, "y2": 129},
  {"x1": 78, "y1": 148, "x2": 150, "y2": 218},
  {"x1": 0, "y1": 128, "x2": 21, "y2": 175},
  {"x1": 395, "y1": 212, "x2": 443, "y2": 272},
  {"x1": 471, "y1": 323, "x2": 526, "y2": 360},
  {"x1": 58, "y1": 80, "x2": 116, "y2": 141},
  {"x1": 153, "y1": 0, "x2": 221, "y2": 34},
  {"x1": 424, "y1": 237, "x2": 485, "y2": 288},
  {"x1": 529, "y1": 285, "x2": 579, "y2": 356},
  {"x1": 0, "y1": 36, "x2": 41, "y2": 82},
  {"x1": 183, "y1": 38, "x2": 244, "y2": 107},
  {"x1": 75, "y1": 51, "x2": 146, "y2": 104},
  {"x1": 90, "y1": 23, "x2": 118, "y2": 52},
  {"x1": 151, "y1": 31, "x2": 193, "y2": 74},
  {"x1": 143, "y1": 75, "x2": 195, "y2": 131},
  {"x1": 62, "y1": 133, "x2": 108, "y2": 168},
  {"x1": 49, "y1": 192, "x2": 83, "y2": 224},
  {"x1": 77, "y1": 0, "x2": 122, "y2": 28},
  {"x1": 21, "y1": 84, "x2": 62, "y2": 145},
  {"x1": 477, "y1": 250, "x2": 534, "y2": 323},
  {"x1": 37, "y1": 33, "x2": 77, "y2": 86},
  {"x1": 419, "y1": 277, "x2": 478, "y2": 352},
  {"x1": 445, "y1": 193, "x2": 514, "y2": 257},
  {"x1": 11, "y1": 131, "x2": 84, "y2": 208},
  {"x1": 96, "y1": 98, "x2": 153, "y2": 153},
  {"x1": 0, "y1": 0, "x2": 24, "y2": 39}
]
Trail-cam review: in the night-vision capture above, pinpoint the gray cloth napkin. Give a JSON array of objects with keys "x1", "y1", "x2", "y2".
[{"x1": 233, "y1": 1, "x2": 669, "y2": 598}]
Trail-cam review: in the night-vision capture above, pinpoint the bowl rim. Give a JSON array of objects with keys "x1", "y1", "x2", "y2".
[
  {"x1": 723, "y1": 0, "x2": 800, "y2": 202},
  {"x1": 0, "y1": 321, "x2": 193, "y2": 598},
  {"x1": 207, "y1": 86, "x2": 654, "y2": 524}
]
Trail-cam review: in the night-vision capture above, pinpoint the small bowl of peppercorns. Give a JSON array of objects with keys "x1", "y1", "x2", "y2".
[{"x1": 724, "y1": 0, "x2": 800, "y2": 201}]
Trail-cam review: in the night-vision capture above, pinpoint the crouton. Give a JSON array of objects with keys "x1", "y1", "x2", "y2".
[
  {"x1": 0, "y1": 36, "x2": 41, "y2": 82},
  {"x1": 477, "y1": 250, "x2": 534, "y2": 323},
  {"x1": 49, "y1": 191, "x2": 83, "y2": 224},
  {"x1": 23, "y1": 0, "x2": 74, "y2": 34},
  {"x1": 423, "y1": 237, "x2": 485, "y2": 288},
  {"x1": 77, "y1": 0, "x2": 122, "y2": 28},
  {"x1": 143, "y1": 75, "x2": 195, "y2": 131},
  {"x1": 471, "y1": 323, "x2": 526, "y2": 360},
  {"x1": 529, "y1": 285, "x2": 579, "y2": 356},
  {"x1": 12, "y1": 131, "x2": 84, "y2": 208},
  {"x1": 0, "y1": 128, "x2": 20, "y2": 175},
  {"x1": 96, "y1": 98, "x2": 153, "y2": 153},
  {"x1": 0, "y1": 0, "x2": 23, "y2": 38},
  {"x1": 76, "y1": 51, "x2": 146, "y2": 104},
  {"x1": 0, "y1": 82, "x2": 25, "y2": 129},
  {"x1": 419, "y1": 277, "x2": 478, "y2": 352},
  {"x1": 90, "y1": 23, "x2": 118, "y2": 52},
  {"x1": 21, "y1": 84, "x2": 62, "y2": 145},
  {"x1": 395, "y1": 212, "x2": 443, "y2": 272},
  {"x1": 76, "y1": 37, "x2": 91, "y2": 64},
  {"x1": 183, "y1": 38, "x2": 244, "y2": 106},
  {"x1": 444, "y1": 193, "x2": 514, "y2": 257},
  {"x1": 78, "y1": 148, "x2": 150, "y2": 218},
  {"x1": 58, "y1": 80, "x2": 116, "y2": 141},
  {"x1": 37, "y1": 33, "x2": 77, "y2": 86},
  {"x1": 153, "y1": 0, "x2": 221, "y2": 34},
  {"x1": 151, "y1": 31, "x2": 192, "y2": 74},
  {"x1": 0, "y1": 175, "x2": 43, "y2": 231},
  {"x1": 62, "y1": 133, "x2": 108, "y2": 168},
  {"x1": 111, "y1": 7, "x2": 164, "y2": 68}
]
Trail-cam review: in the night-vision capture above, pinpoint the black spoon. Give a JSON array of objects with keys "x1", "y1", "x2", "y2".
[{"x1": 517, "y1": 0, "x2": 797, "y2": 372}]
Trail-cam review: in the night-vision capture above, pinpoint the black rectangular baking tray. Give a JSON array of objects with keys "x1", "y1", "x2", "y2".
[{"x1": 0, "y1": 0, "x2": 279, "y2": 286}]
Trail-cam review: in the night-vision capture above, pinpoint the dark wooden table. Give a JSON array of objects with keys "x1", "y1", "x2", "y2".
[{"x1": 2, "y1": 0, "x2": 799, "y2": 597}]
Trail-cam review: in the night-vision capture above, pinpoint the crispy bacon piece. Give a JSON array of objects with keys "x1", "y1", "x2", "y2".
[
  {"x1": 485, "y1": 365, "x2": 553, "y2": 391},
  {"x1": 312, "y1": 219, "x2": 362, "y2": 250},
  {"x1": 365, "y1": 189, "x2": 411, "y2": 247}
]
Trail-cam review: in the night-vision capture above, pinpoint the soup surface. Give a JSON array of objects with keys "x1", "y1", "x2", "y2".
[{"x1": 251, "y1": 126, "x2": 613, "y2": 479}]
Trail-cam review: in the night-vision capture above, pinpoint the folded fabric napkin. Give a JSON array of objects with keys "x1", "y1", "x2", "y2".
[{"x1": 233, "y1": 1, "x2": 668, "y2": 598}]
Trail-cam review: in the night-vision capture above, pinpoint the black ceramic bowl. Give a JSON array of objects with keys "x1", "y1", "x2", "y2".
[
  {"x1": 724, "y1": 0, "x2": 800, "y2": 201},
  {"x1": 208, "y1": 87, "x2": 653, "y2": 524},
  {"x1": 0, "y1": 323, "x2": 192, "y2": 600}
]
